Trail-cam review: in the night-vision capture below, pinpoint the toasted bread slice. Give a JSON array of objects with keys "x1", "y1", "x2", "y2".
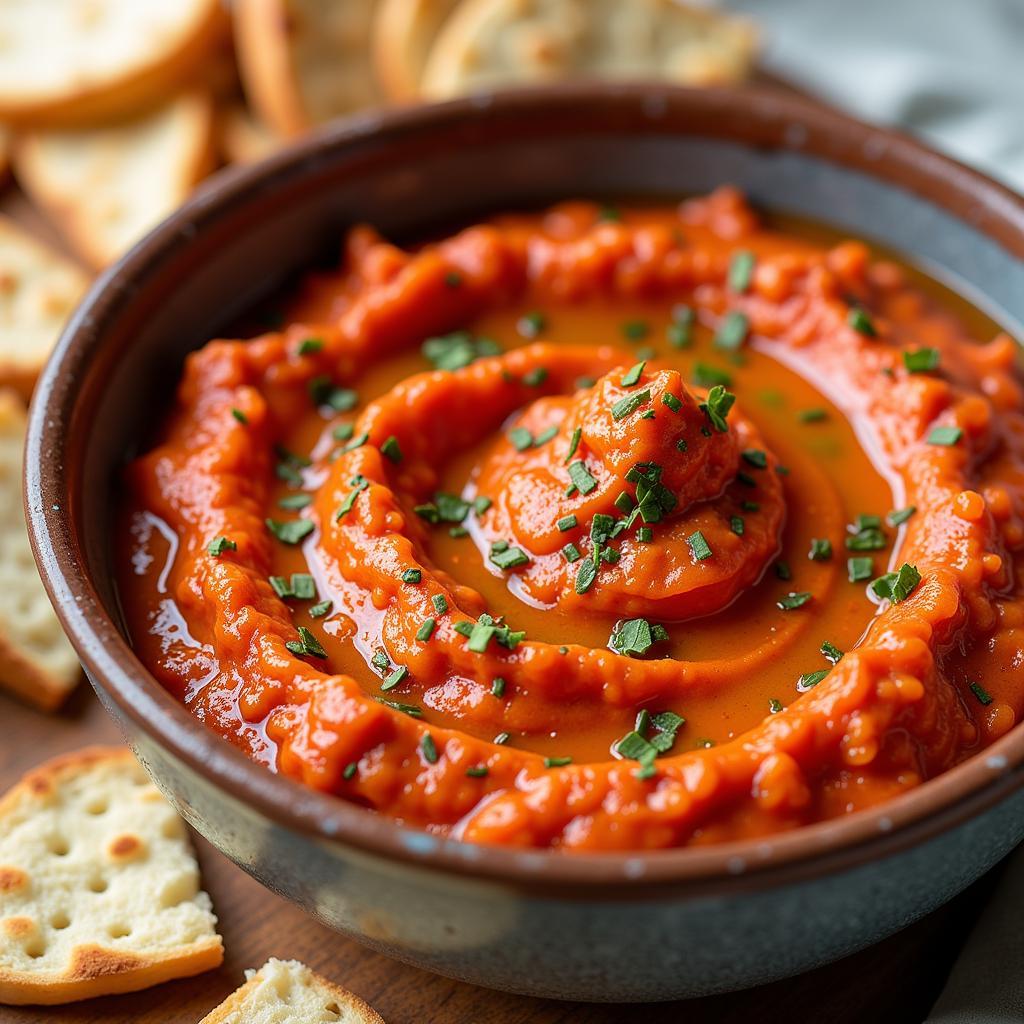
[
  {"x1": 14, "y1": 91, "x2": 216, "y2": 269},
  {"x1": 0, "y1": 747, "x2": 223, "y2": 1005},
  {"x1": 0, "y1": 390, "x2": 81, "y2": 711},
  {"x1": 421, "y1": 0, "x2": 757, "y2": 99},
  {"x1": 199, "y1": 958, "x2": 384, "y2": 1024},
  {"x1": 217, "y1": 103, "x2": 282, "y2": 166},
  {"x1": 373, "y1": 0, "x2": 462, "y2": 101},
  {"x1": 0, "y1": 218, "x2": 88, "y2": 402},
  {"x1": 233, "y1": 0, "x2": 383, "y2": 136},
  {"x1": 0, "y1": 0, "x2": 227, "y2": 127}
]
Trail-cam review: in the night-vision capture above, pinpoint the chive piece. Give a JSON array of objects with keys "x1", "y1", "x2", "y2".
[
  {"x1": 775, "y1": 561, "x2": 792, "y2": 581},
  {"x1": 969, "y1": 681, "x2": 994, "y2": 706},
  {"x1": 523, "y1": 366, "x2": 548, "y2": 387},
  {"x1": 494, "y1": 732, "x2": 511, "y2": 745},
  {"x1": 848, "y1": 307, "x2": 877, "y2": 336},
  {"x1": 693, "y1": 362, "x2": 732, "y2": 388},
  {"x1": 533, "y1": 426, "x2": 558, "y2": 447},
  {"x1": 903, "y1": 348, "x2": 940, "y2": 373},
  {"x1": 335, "y1": 476, "x2": 369, "y2": 519},
  {"x1": 575, "y1": 376, "x2": 596, "y2": 389},
  {"x1": 466, "y1": 765, "x2": 489, "y2": 777},
  {"x1": 343, "y1": 761, "x2": 358, "y2": 780},
  {"x1": 742, "y1": 500, "x2": 760, "y2": 511},
  {"x1": 611, "y1": 388, "x2": 651, "y2": 421},
  {"x1": 730, "y1": 515, "x2": 744, "y2": 536},
  {"x1": 768, "y1": 698, "x2": 783, "y2": 714},
  {"x1": 381, "y1": 666, "x2": 408, "y2": 691},
  {"x1": 266, "y1": 518, "x2": 315, "y2": 544},
  {"x1": 564, "y1": 427, "x2": 582, "y2": 464},
  {"x1": 563, "y1": 543, "x2": 582, "y2": 563},
  {"x1": 341, "y1": 431, "x2": 369, "y2": 453},
  {"x1": 416, "y1": 618, "x2": 436, "y2": 642},
  {"x1": 473, "y1": 495, "x2": 492, "y2": 515},
  {"x1": 444, "y1": 270, "x2": 462, "y2": 288},
  {"x1": 297, "y1": 337, "x2": 324, "y2": 355},
  {"x1": 848, "y1": 556, "x2": 873, "y2": 582},
  {"x1": 714, "y1": 311, "x2": 749, "y2": 350},
  {"x1": 700, "y1": 385, "x2": 736, "y2": 432},
  {"x1": 490, "y1": 545, "x2": 530, "y2": 570},
  {"x1": 414, "y1": 503, "x2": 439, "y2": 524},
  {"x1": 621, "y1": 320, "x2": 649, "y2": 341},
  {"x1": 432, "y1": 493, "x2": 469, "y2": 523},
  {"x1": 575, "y1": 559, "x2": 597, "y2": 594},
  {"x1": 611, "y1": 618, "x2": 668, "y2": 657},
  {"x1": 421, "y1": 734, "x2": 439, "y2": 764},
  {"x1": 637, "y1": 526, "x2": 653, "y2": 543},
  {"x1": 291, "y1": 574, "x2": 316, "y2": 599},
  {"x1": 509, "y1": 426, "x2": 533, "y2": 451},
  {"x1": 667, "y1": 308, "x2": 694, "y2": 348},
  {"x1": 808, "y1": 538, "x2": 833, "y2": 561},
  {"x1": 286, "y1": 627, "x2": 325, "y2": 659},
  {"x1": 777, "y1": 591, "x2": 812, "y2": 610},
  {"x1": 557, "y1": 514, "x2": 578, "y2": 532},
  {"x1": 231, "y1": 407, "x2": 248, "y2": 425},
  {"x1": 728, "y1": 250, "x2": 756, "y2": 293},
  {"x1": 687, "y1": 530, "x2": 713, "y2": 561},
  {"x1": 422, "y1": 331, "x2": 501, "y2": 371},
  {"x1": 635, "y1": 708, "x2": 651, "y2": 733},
  {"x1": 278, "y1": 493, "x2": 312, "y2": 510},
  {"x1": 449, "y1": 525, "x2": 468, "y2": 538},
  {"x1": 309, "y1": 600, "x2": 332, "y2": 618},
  {"x1": 544, "y1": 756, "x2": 572, "y2": 768},
  {"x1": 928, "y1": 425, "x2": 963, "y2": 446},
  {"x1": 741, "y1": 449, "x2": 768, "y2": 469},
  {"x1": 613, "y1": 493, "x2": 634, "y2": 516},
  {"x1": 207, "y1": 536, "x2": 236, "y2": 557},
  {"x1": 821, "y1": 640, "x2": 844, "y2": 664},
  {"x1": 376, "y1": 697, "x2": 423, "y2": 718},
  {"x1": 380, "y1": 435, "x2": 402, "y2": 463},
  {"x1": 371, "y1": 651, "x2": 390, "y2": 673},
  {"x1": 517, "y1": 311, "x2": 547, "y2": 338},
  {"x1": 621, "y1": 361, "x2": 646, "y2": 387},
  {"x1": 676, "y1": 438, "x2": 688, "y2": 452},
  {"x1": 887, "y1": 506, "x2": 917, "y2": 527},
  {"x1": 327, "y1": 388, "x2": 358, "y2": 412},
  {"x1": 870, "y1": 563, "x2": 922, "y2": 603},
  {"x1": 402, "y1": 569, "x2": 422, "y2": 584},
  {"x1": 598, "y1": 206, "x2": 621, "y2": 223},
  {"x1": 798, "y1": 408, "x2": 828, "y2": 423},
  {"x1": 662, "y1": 392, "x2": 683, "y2": 414},
  {"x1": 492, "y1": 677, "x2": 506, "y2": 698},
  {"x1": 846, "y1": 525, "x2": 887, "y2": 551},
  {"x1": 798, "y1": 669, "x2": 829, "y2": 690},
  {"x1": 567, "y1": 460, "x2": 598, "y2": 495}
]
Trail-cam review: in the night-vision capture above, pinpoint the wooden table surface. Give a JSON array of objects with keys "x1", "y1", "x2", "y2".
[{"x1": 0, "y1": 683, "x2": 992, "y2": 1024}]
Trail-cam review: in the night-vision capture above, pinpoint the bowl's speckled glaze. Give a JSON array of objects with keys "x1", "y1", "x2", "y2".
[{"x1": 26, "y1": 86, "x2": 1024, "y2": 1001}]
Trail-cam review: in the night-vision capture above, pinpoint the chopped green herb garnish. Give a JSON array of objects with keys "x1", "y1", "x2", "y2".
[
  {"x1": 490, "y1": 544, "x2": 530, "y2": 570},
  {"x1": 564, "y1": 427, "x2": 582, "y2": 464},
  {"x1": 728, "y1": 250, "x2": 755, "y2": 293},
  {"x1": 432, "y1": 594, "x2": 448, "y2": 615},
  {"x1": 611, "y1": 388, "x2": 651, "y2": 421},
  {"x1": 808, "y1": 538, "x2": 833, "y2": 561},
  {"x1": 207, "y1": 536, "x2": 236, "y2": 557},
  {"x1": 381, "y1": 666, "x2": 408, "y2": 691},
  {"x1": 887, "y1": 506, "x2": 917, "y2": 527},
  {"x1": 297, "y1": 337, "x2": 324, "y2": 356},
  {"x1": 231, "y1": 407, "x2": 248, "y2": 425},
  {"x1": 769, "y1": 698, "x2": 783, "y2": 714},
  {"x1": 848, "y1": 307, "x2": 877, "y2": 336},
  {"x1": 402, "y1": 569, "x2": 422, "y2": 584},
  {"x1": 544, "y1": 756, "x2": 573, "y2": 768},
  {"x1": 662, "y1": 392, "x2": 683, "y2": 413},
  {"x1": 309, "y1": 600, "x2": 333, "y2": 618},
  {"x1": 714, "y1": 311, "x2": 749, "y2": 350},
  {"x1": 730, "y1": 515, "x2": 745, "y2": 536},
  {"x1": 798, "y1": 408, "x2": 828, "y2": 423},
  {"x1": 278, "y1": 493, "x2": 312, "y2": 510},
  {"x1": 557, "y1": 514, "x2": 578, "y2": 532},
  {"x1": 492, "y1": 677, "x2": 506, "y2": 698},
  {"x1": 380, "y1": 435, "x2": 402, "y2": 463},
  {"x1": 848, "y1": 556, "x2": 873, "y2": 582},
  {"x1": 466, "y1": 765, "x2": 489, "y2": 778},
  {"x1": 741, "y1": 449, "x2": 767, "y2": 469},
  {"x1": 903, "y1": 348, "x2": 940, "y2": 373},
  {"x1": 473, "y1": 495, "x2": 492, "y2": 515},
  {"x1": 821, "y1": 640, "x2": 844, "y2": 664},
  {"x1": 335, "y1": 475, "x2": 369, "y2": 519},
  {"x1": 416, "y1": 618, "x2": 436, "y2": 642},
  {"x1": 621, "y1": 320, "x2": 649, "y2": 341},
  {"x1": 846, "y1": 523, "x2": 887, "y2": 551},
  {"x1": 343, "y1": 761, "x2": 358, "y2": 780},
  {"x1": 575, "y1": 558, "x2": 597, "y2": 594},
  {"x1": 610, "y1": 618, "x2": 669, "y2": 657},
  {"x1": 777, "y1": 591, "x2": 812, "y2": 610},
  {"x1": 449, "y1": 525, "x2": 468, "y2": 538},
  {"x1": 376, "y1": 697, "x2": 422, "y2": 718},
  {"x1": 517, "y1": 311, "x2": 547, "y2": 338},
  {"x1": 285, "y1": 626, "x2": 326, "y2": 659},
  {"x1": 533, "y1": 425, "x2": 558, "y2": 446},
  {"x1": 568, "y1": 459, "x2": 598, "y2": 495},
  {"x1": 798, "y1": 669, "x2": 829, "y2": 690},
  {"x1": 667, "y1": 305, "x2": 694, "y2": 348},
  {"x1": 700, "y1": 385, "x2": 736, "y2": 433},
  {"x1": 563, "y1": 542, "x2": 582, "y2": 563},
  {"x1": 928, "y1": 425, "x2": 963, "y2": 446},
  {"x1": 523, "y1": 366, "x2": 549, "y2": 387},
  {"x1": 340, "y1": 430, "x2": 369, "y2": 452},
  {"x1": 422, "y1": 331, "x2": 500, "y2": 371},
  {"x1": 870, "y1": 563, "x2": 921, "y2": 603},
  {"x1": 421, "y1": 734, "x2": 439, "y2": 763},
  {"x1": 621, "y1": 361, "x2": 646, "y2": 387},
  {"x1": 969, "y1": 681, "x2": 993, "y2": 706},
  {"x1": 637, "y1": 526, "x2": 653, "y2": 543},
  {"x1": 509, "y1": 426, "x2": 533, "y2": 451},
  {"x1": 775, "y1": 561, "x2": 792, "y2": 581},
  {"x1": 327, "y1": 388, "x2": 358, "y2": 413},
  {"x1": 371, "y1": 650, "x2": 390, "y2": 673},
  {"x1": 266, "y1": 518, "x2": 315, "y2": 544},
  {"x1": 687, "y1": 530, "x2": 713, "y2": 561},
  {"x1": 693, "y1": 362, "x2": 732, "y2": 388}
]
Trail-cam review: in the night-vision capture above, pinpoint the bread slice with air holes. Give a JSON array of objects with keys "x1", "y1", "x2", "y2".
[
  {"x1": 0, "y1": 218, "x2": 88, "y2": 402},
  {"x1": 198, "y1": 958, "x2": 385, "y2": 1024},
  {"x1": 0, "y1": 746, "x2": 223, "y2": 1005},
  {"x1": 13, "y1": 90, "x2": 216, "y2": 270},
  {"x1": 0, "y1": 389, "x2": 81, "y2": 710}
]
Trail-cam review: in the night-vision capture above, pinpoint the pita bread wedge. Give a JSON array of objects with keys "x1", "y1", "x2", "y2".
[
  {"x1": 14, "y1": 91, "x2": 216, "y2": 269},
  {"x1": 421, "y1": 0, "x2": 757, "y2": 99},
  {"x1": 233, "y1": 0, "x2": 383, "y2": 136},
  {"x1": 198, "y1": 958, "x2": 384, "y2": 1024},
  {"x1": 372, "y1": 0, "x2": 462, "y2": 101},
  {"x1": 0, "y1": 747, "x2": 223, "y2": 1005},
  {"x1": 0, "y1": 390, "x2": 81, "y2": 711},
  {"x1": 217, "y1": 103, "x2": 283, "y2": 166},
  {"x1": 0, "y1": 0, "x2": 227, "y2": 127},
  {"x1": 0, "y1": 218, "x2": 87, "y2": 401}
]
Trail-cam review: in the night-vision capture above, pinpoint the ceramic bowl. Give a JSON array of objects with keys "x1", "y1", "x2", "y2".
[{"x1": 26, "y1": 85, "x2": 1024, "y2": 1002}]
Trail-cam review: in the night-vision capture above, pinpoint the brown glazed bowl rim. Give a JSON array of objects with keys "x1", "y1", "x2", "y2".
[{"x1": 26, "y1": 84, "x2": 1024, "y2": 896}]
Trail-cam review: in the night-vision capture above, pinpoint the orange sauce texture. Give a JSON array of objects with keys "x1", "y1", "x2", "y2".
[{"x1": 117, "y1": 189, "x2": 1024, "y2": 850}]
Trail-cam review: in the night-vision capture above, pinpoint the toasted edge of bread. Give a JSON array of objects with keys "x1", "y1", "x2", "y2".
[{"x1": 372, "y1": 0, "x2": 463, "y2": 101}]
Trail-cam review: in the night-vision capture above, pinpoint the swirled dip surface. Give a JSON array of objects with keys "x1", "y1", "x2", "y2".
[{"x1": 118, "y1": 190, "x2": 1024, "y2": 850}]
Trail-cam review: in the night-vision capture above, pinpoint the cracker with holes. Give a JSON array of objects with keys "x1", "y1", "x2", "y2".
[
  {"x1": 0, "y1": 390, "x2": 81, "y2": 710},
  {"x1": 198, "y1": 958, "x2": 384, "y2": 1024},
  {"x1": 0, "y1": 747, "x2": 222, "y2": 1005},
  {"x1": 0, "y1": 218, "x2": 88, "y2": 402}
]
